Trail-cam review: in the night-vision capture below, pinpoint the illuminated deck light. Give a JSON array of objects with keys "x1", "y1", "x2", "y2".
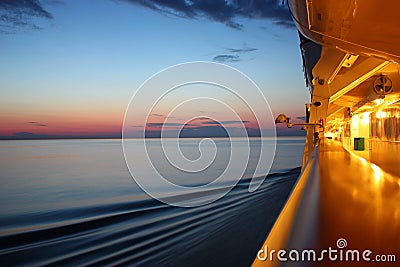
[
  {"x1": 375, "y1": 110, "x2": 387, "y2": 119},
  {"x1": 374, "y1": 98, "x2": 384, "y2": 105},
  {"x1": 371, "y1": 163, "x2": 383, "y2": 184}
]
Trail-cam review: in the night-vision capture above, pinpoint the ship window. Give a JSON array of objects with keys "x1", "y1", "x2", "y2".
[{"x1": 370, "y1": 107, "x2": 400, "y2": 141}]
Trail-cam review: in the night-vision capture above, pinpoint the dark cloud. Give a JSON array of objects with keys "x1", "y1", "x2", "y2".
[
  {"x1": 201, "y1": 120, "x2": 249, "y2": 125},
  {"x1": 27, "y1": 121, "x2": 47, "y2": 126},
  {"x1": 147, "y1": 119, "x2": 249, "y2": 129},
  {"x1": 213, "y1": 54, "x2": 240, "y2": 63},
  {"x1": 213, "y1": 45, "x2": 257, "y2": 62},
  {"x1": 196, "y1": 116, "x2": 214, "y2": 119},
  {"x1": 296, "y1": 116, "x2": 306, "y2": 121},
  {"x1": 146, "y1": 119, "x2": 250, "y2": 133},
  {"x1": 226, "y1": 47, "x2": 257, "y2": 53},
  {"x1": 148, "y1": 113, "x2": 164, "y2": 117},
  {"x1": 147, "y1": 122, "x2": 193, "y2": 127},
  {"x1": 120, "y1": 0, "x2": 294, "y2": 29},
  {"x1": 147, "y1": 113, "x2": 176, "y2": 119},
  {"x1": 0, "y1": 0, "x2": 53, "y2": 33}
]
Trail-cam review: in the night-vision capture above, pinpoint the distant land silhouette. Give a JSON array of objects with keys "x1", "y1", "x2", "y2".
[{"x1": 0, "y1": 126, "x2": 305, "y2": 140}]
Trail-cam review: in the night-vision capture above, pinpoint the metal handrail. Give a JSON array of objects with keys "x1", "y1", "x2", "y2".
[{"x1": 253, "y1": 145, "x2": 320, "y2": 266}]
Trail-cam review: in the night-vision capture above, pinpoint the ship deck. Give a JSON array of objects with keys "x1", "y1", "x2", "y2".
[
  {"x1": 254, "y1": 140, "x2": 400, "y2": 266},
  {"x1": 317, "y1": 140, "x2": 400, "y2": 263}
]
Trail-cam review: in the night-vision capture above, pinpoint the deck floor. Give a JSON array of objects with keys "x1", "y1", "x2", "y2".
[
  {"x1": 253, "y1": 140, "x2": 400, "y2": 266},
  {"x1": 313, "y1": 140, "x2": 400, "y2": 265}
]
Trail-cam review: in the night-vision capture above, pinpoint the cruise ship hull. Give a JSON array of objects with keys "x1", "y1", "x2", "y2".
[{"x1": 254, "y1": 0, "x2": 400, "y2": 266}]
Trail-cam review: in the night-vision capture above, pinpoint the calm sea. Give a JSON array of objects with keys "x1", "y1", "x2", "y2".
[{"x1": 0, "y1": 137, "x2": 304, "y2": 266}]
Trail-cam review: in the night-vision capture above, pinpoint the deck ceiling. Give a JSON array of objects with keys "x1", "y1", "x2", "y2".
[{"x1": 328, "y1": 65, "x2": 400, "y2": 120}]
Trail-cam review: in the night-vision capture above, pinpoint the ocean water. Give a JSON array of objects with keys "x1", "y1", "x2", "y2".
[{"x1": 0, "y1": 137, "x2": 304, "y2": 266}]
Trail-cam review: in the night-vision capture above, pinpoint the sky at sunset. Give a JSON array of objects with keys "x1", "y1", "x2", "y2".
[{"x1": 0, "y1": 0, "x2": 310, "y2": 139}]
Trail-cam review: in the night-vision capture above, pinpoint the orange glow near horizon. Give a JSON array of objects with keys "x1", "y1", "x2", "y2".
[
  {"x1": 1, "y1": 100, "x2": 303, "y2": 138},
  {"x1": 1, "y1": 83, "x2": 302, "y2": 139},
  {"x1": 0, "y1": 109, "x2": 124, "y2": 137}
]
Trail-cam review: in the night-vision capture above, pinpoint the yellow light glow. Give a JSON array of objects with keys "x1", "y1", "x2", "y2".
[
  {"x1": 375, "y1": 110, "x2": 387, "y2": 119},
  {"x1": 352, "y1": 114, "x2": 360, "y2": 122},
  {"x1": 359, "y1": 156, "x2": 367, "y2": 165},
  {"x1": 374, "y1": 98, "x2": 384, "y2": 105},
  {"x1": 371, "y1": 163, "x2": 383, "y2": 184},
  {"x1": 361, "y1": 112, "x2": 370, "y2": 124}
]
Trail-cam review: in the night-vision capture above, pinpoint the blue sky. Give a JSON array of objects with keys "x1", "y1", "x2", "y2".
[{"x1": 0, "y1": 0, "x2": 309, "y2": 138}]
